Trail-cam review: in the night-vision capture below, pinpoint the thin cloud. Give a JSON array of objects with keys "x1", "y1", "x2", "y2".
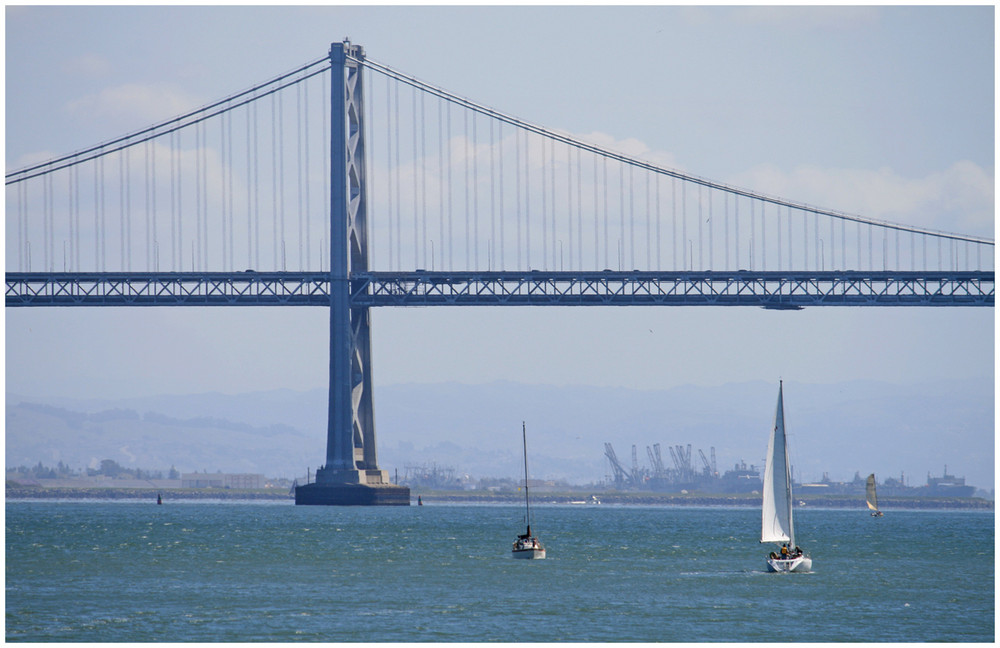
[
  {"x1": 729, "y1": 161, "x2": 995, "y2": 238},
  {"x1": 63, "y1": 53, "x2": 113, "y2": 79},
  {"x1": 65, "y1": 83, "x2": 202, "y2": 129}
]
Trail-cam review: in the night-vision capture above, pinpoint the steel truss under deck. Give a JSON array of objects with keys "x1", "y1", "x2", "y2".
[{"x1": 6, "y1": 270, "x2": 994, "y2": 308}]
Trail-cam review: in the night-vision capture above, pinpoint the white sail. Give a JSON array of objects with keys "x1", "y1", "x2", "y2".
[
  {"x1": 866, "y1": 473, "x2": 879, "y2": 512},
  {"x1": 761, "y1": 382, "x2": 794, "y2": 545}
]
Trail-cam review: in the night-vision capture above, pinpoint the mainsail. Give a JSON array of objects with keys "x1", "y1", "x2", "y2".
[
  {"x1": 866, "y1": 473, "x2": 879, "y2": 512},
  {"x1": 761, "y1": 382, "x2": 794, "y2": 545}
]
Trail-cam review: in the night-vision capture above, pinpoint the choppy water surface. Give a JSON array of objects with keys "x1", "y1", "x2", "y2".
[{"x1": 6, "y1": 501, "x2": 993, "y2": 641}]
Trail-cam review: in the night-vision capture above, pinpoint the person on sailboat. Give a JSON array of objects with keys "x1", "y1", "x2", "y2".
[{"x1": 780, "y1": 544, "x2": 789, "y2": 558}]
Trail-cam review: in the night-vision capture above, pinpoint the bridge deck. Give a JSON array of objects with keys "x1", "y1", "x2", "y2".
[{"x1": 5, "y1": 270, "x2": 994, "y2": 307}]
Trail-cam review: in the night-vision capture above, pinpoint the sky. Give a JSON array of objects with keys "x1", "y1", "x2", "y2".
[{"x1": 4, "y1": 5, "x2": 995, "y2": 408}]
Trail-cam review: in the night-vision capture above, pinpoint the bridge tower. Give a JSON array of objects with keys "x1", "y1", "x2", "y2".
[{"x1": 295, "y1": 41, "x2": 409, "y2": 505}]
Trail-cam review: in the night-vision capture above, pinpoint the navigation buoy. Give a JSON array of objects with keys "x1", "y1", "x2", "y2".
[
  {"x1": 417, "y1": 495, "x2": 423, "y2": 506},
  {"x1": 157, "y1": 493, "x2": 162, "y2": 505}
]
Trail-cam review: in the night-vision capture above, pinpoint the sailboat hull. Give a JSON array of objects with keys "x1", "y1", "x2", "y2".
[
  {"x1": 512, "y1": 547, "x2": 546, "y2": 559},
  {"x1": 766, "y1": 555, "x2": 812, "y2": 573}
]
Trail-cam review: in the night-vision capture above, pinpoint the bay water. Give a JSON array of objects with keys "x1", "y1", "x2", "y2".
[{"x1": 6, "y1": 501, "x2": 993, "y2": 642}]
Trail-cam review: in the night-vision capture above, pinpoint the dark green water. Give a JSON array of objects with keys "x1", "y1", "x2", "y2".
[{"x1": 5, "y1": 501, "x2": 993, "y2": 642}]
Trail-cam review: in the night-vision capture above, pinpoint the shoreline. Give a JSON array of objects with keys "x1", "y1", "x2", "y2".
[{"x1": 5, "y1": 483, "x2": 993, "y2": 509}]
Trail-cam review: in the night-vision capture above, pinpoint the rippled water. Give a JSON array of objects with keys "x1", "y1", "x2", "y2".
[{"x1": 5, "y1": 501, "x2": 993, "y2": 642}]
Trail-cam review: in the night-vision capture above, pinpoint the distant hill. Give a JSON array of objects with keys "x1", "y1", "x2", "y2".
[{"x1": 6, "y1": 378, "x2": 994, "y2": 490}]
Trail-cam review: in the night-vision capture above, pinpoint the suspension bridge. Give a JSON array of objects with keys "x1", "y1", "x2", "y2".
[{"x1": 6, "y1": 41, "x2": 994, "y2": 504}]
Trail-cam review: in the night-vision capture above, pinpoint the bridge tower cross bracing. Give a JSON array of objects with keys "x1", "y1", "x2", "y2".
[{"x1": 296, "y1": 40, "x2": 408, "y2": 505}]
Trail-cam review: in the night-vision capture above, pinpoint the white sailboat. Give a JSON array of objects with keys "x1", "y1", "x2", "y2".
[
  {"x1": 512, "y1": 422, "x2": 546, "y2": 559},
  {"x1": 761, "y1": 381, "x2": 812, "y2": 573},
  {"x1": 866, "y1": 473, "x2": 884, "y2": 517}
]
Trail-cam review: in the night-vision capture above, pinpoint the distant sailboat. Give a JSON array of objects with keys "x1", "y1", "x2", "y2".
[
  {"x1": 761, "y1": 381, "x2": 812, "y2": 573},
  {"x1": 866, "y1": 473, "x2": 884, "y2": 517},
  {"x1": 512, "y1": 422, "x2": 546, "y2": 559}
]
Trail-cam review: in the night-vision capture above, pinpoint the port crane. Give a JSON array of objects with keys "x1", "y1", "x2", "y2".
[{"x1": 604, "y1": 443, "x2": 634, "y2": 488}]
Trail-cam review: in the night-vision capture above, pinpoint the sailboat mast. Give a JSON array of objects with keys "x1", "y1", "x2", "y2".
[
  {"x1": 779, "y1": 382, "x2": 795, "y2": 548},
  {"x1": 522, "y1": 421, "x2": 531, "y2": 532}
]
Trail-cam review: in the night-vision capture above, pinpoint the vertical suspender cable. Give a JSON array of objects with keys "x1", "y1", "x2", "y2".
[
  {"x1": 472, "y1": 106, "x2": 478, "y2": 270},
  {"x1": 42, "y1": 174, "x2": 48, "y2": 271},
  {"x1": 707, "y1": 188, "x2": 712, "y2": 271},
  {"x1": 552, "y1": 139, "x2": 557, "y2": 268},
  {"x1": 297, "y1": 83, "x2": 304, "y2": 270},
  {"x1": 439, "y1": 97, "x2": 445, "y2": 271},
  {"x1": 525, "y1": 129, "x2": 532, "y2": 270},
  {"x1": 645, "y1": 169, "x2": 650, "y2": 270},
  {"x1": 671, "y1": 177, "x2": 677, "y2": 271},
  {"x1": 386, "y1": 76, "x2": 394, "y2": 271},
  {"x1": 175, "y1": 132, "x2": 181, "y2": 272},
  {"x1": 541, "y1": 133, "x2": 547, "y2": 269},
  {"x1": 498, "y1": 121, "x2": 505, "y2": 270},
  {"x1": 682, "y1": 181, "x2": 688, "y2": 270},
  {"x1": 656, "y1": 174, "x2": 661, "y2": 271},
  {"x1": 253, "y1": 98, "x2": 262, "y2": 270},
  {"x1": 66, "y1": 167, "x2": 73, "y2": 270},
  {"x1": 125, "y1": 148, "x2": 132, "y2": 271},
  {"x1": 278, "y1": 93, "x2": 286, "y2": 271},
  {"x1": 777, "y1": 204, "x2": 782, "y2": 271},
  {"x1": 413, "y1": 87, "x2": 419, "y2": 268},
  {"x1": 394, "y1": 81, "x2": 402, "y2": 270},
  {"x1": 723, "y1": 193, "x2": 728, "y2": 271},
  {"x1": 101, "y1": 155, "x2": 107, "y2": 271},
  {"x1": 697, "y1": 184, "x2": 702, "y2": 271},
  {"x1": 814, "y1": 212, "x2": 820, "y2": 272},
  {"x1": 446, "y1": 99, "x2": 452, "y2": 270},
  {"x1": 305, "y1": 79, "x2": 312, "y2": 270},
  {"x1": 321, "y1": 70, "x2": 328, "y2": 272},
  {"x1": 221, "y1": 114, "x2": 229, "y2": 271},
  {"x1": 169, "y1": 132, "x2": 176, "y2": 270},
  {"x1": 152, "y1": 135, "x2": 159, "y2": 272},
  {"x1": 576, "y1": 146, "x2": 583, "y2": 272},
  {"x1": 592, "y1": 151, "x2": 598, "y2": 269},
  {"x1": 733, "y1": 194, "x2": 739, "y2": 271},
  {"x1": 246, "y1": 102, "x2": 254, "y2": 270},
  {"x1": 618, "y1": 162, "x2": 624, "y2": 270},
  {"x1": 760, "y1": 199, "x2": 765, "y2": 270},
  {"x1": 421, "y1": 91, "x2": 428, "y2": 269},
  {"x1": 567, "y1": 142, "x2": 573, "y2": 271},
  {"x1": 195, "y1": 121, "x2": 202, "y2": 270},
  {"x1": 629, "y1": 164, "x2": 634, "y2": 270},
  {"x1": 228, "y1": 109, "x2": 235, "y2": 271},
  {"x1": 803, "y1": 208, "x2": 809, "y2": 270},
  {"x1": 515, "y1": 126, "x2": 521, "y2": 270},
  {"x1": 271, "y1": 94, "x2": 278, "y2": 268},
  {"x1": 489, "y1": 119, "x2": 495, "y2": 271},
  {"x1": 827, "y1": 212, "x2": 834, "y2": 271},
  {"x1": 602, "y1": 157, "x2": 608, "y2": 269},
  {"x1": 93, "y1": 157, "x2": 98, "y2": 270},
  {"x1": 463, "y1": 108, "x2": 470, "y2": 270},
  {"x1": 144, "y1": 141, "x2": 151, "y2": 270}
]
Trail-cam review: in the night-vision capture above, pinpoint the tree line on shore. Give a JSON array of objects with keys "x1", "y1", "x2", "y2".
[{"x1": 8, "y1": 459, "x2": 180, "y2": 481}]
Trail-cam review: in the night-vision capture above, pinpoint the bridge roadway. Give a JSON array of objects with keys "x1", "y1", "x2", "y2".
[{"x1": 6, "y1": 270, "x2": 994, "y2": 308}]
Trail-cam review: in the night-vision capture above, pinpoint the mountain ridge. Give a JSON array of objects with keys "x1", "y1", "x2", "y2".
[{"x1": 6, "y1": 377, "x2": 993, "y2": 489}]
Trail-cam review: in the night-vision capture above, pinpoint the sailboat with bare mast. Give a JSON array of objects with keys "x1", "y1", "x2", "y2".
[{"x1": 512, "y1": 422, "x2": 546, "y2": 559}]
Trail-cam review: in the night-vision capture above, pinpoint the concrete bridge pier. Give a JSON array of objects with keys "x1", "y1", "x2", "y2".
[{"x1": 295, "y1": 40, "x2": 409, "y2": 506}]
